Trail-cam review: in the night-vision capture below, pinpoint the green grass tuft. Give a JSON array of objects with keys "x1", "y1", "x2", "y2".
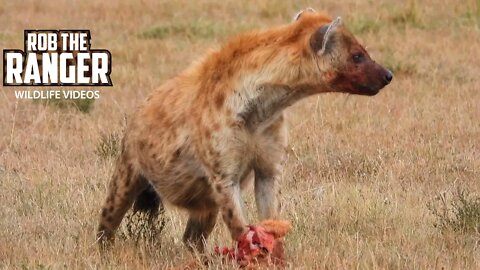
[
  {"x1": 95, "y1": 132, "x2": 120, "y2": 160},
  {"x1": 138, "y1": 20, "x2": 225, "y2": 40},
  {"x1": 462, "y1": 0, "x2": 480, "y2": 26},
  {"x1": 428, "y1": 188, "x2": 480, "y2": 234},
  {"x1": 37, "y1": 97, "x2": 95, "y2": 113},
  {"x1": 391, "y1": 0, "x2": 424, "y2": 28},
  {"x1": 349, "y1": 17, "x2": 381, "y2": 34}
]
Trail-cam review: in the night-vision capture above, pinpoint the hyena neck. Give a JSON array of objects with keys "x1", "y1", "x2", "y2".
[
  {"x1": 227, "y1": 53, "x2": 332, "y2": 131},
  {"x1": 229, "y1": 51, "x2": 330, "y2": 131},
  {"x1": 219, "y1": 30, "x2": 331, "y2": 131},
  {"x1": 234, "y1": 82, "x2": 320, "y2": 132}
]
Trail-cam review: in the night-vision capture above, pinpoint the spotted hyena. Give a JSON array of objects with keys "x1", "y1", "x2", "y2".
[{"x1": 97, "y1": 8, "x2": 393, "y2": 251}]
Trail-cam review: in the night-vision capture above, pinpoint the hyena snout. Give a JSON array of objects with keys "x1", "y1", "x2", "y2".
[
  {"x1": 376, "y1": 64, "x2": 393, "y2": 87},
  {"x1": 354, "y1": 62, "x2": 394, "y2": 96},
  {"x1": 383, "y1": 68, "x2": 394, "y2": 84},
  {"x1": 332, "y1": 61, "x2": 394, "y2": 97},
  {"x1": 369, "y1": 64, "x2": 393, "y2": 94}
]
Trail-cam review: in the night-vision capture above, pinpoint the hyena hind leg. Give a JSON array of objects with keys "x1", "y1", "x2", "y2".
[{"x1": 97, "y1": 161, "x2": 150, "y2": 246}]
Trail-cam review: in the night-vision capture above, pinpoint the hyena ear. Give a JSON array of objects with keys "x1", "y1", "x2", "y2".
[
  {"x1": 310, "y1": 16, "x2": 342, "y2": 56},
  {"x1": 293, "y1": 7, "x2": 316, "y2": 21}
]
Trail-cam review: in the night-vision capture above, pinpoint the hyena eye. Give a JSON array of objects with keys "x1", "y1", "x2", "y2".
[{"x1": 352, "y1": 53, "x2": 364, "y2": 64}]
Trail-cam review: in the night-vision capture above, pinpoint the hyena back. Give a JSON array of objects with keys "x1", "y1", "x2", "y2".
[{"x1": 97, "y1": 9, "x2": 393, "y2": 251}]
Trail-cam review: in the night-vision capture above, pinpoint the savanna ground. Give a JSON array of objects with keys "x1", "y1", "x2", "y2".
[{"x1": 1, "y1": 0, "x2": 479, "y2": 269}]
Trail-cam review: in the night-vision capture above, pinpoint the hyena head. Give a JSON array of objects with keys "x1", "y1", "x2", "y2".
[{"x1": 296, "y1": 9, "x2": 393, "y2": 96}]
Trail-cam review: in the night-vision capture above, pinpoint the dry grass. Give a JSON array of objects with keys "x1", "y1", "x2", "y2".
[{"x1": 1, "y1": 0, "x2": 480, "y2": 269}]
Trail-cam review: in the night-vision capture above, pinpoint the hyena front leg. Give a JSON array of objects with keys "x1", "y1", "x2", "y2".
[
  {"x1": 215, "y1": 181, "x2": 247, "y2": 239},
  {"x1": 201, "y1": 133, "x2": 252, "y2": 240},
  {"x1": 183, "y1": 208, "x2": 219, "y2": 252},
  {"x1": 254, "y1": 116, "x2": 287, "y2": 220},
  {"x1": 97, "y1": 155, "x2": 148, "y2": 245},
  {"x1": 208, "y1": 165, "x2": 249, "y2": 240},
  {"x1": 254, "y1": 163, "x2": 283, "y2": 220}
]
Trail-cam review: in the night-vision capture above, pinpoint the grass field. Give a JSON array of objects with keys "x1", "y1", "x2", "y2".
[{"x1": 1, "y1": 0, "x2": 479, "y2": 269}]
